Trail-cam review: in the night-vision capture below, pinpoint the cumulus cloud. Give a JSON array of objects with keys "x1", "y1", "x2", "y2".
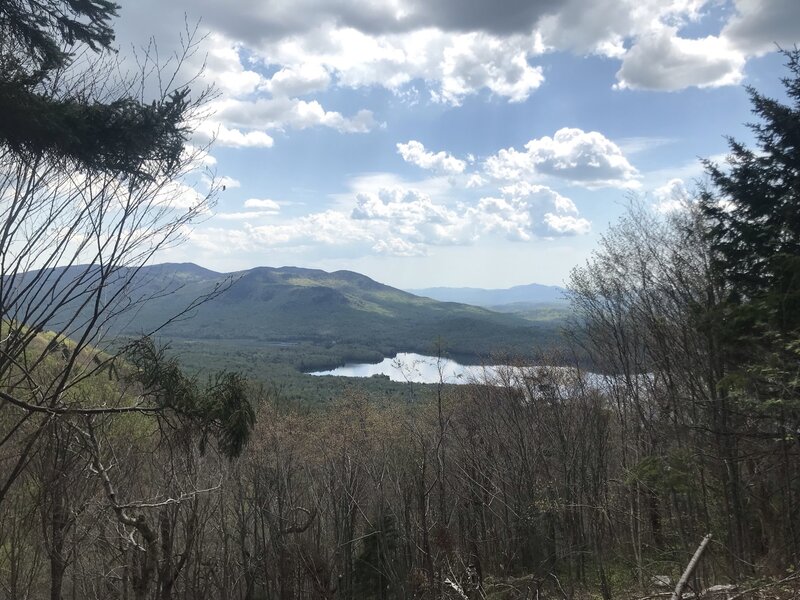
[
  {"x1": 114, "y1": 0, "x2": 800, "y2": 123},
  {"x1": 199, "y1": 34, "x2": 265, "y2": 96},
  {"x1": 193, "y1": 182, "x2": 590, "y2": 257},
  {"x1": 615, "y1": 27, "x2": 745, "y2": 91},
  {"x1": 652, "y1": 177, "x2": 691, "y2": 213},
  {"x1": 722, "y1": 0, "x2": 800, "y2": 55},
  {"x1": 214, "y1": 97, "x2": 377, "y2": 133},
  {"x1": 466, "y1": 174, "x2": 487, "y2": 188},
  {"x1": 543, "y1": 213, "x2": 591, "y2": 235},
  {"x1": 244, "y1": 198, "x2": 282, "y2": 210},
  {"x1": 474, "y1": 183, "x2": 589, "y2": 240},
  {"x1": 353, "y1": 184, "x2": 592, "y2": 246},
  {"x1": 224, "y1": 0, "x2": 776, "y2": 97},
  {"x1": 432, "y1": 32, "x2": 544, "y2": 104},
  {"x1": 254, "y1": 27, "x2": 546, "y2": 105},
  {"x1": 351, "y1": 188, "x2": 475, "y2": 247},
  {"x1": 194, "y1": 123, "x2": 275, "y2": 148},
  {"x1": 397, "y1": 140, "x2": 466, "y2": 174},
  {"x1": 219, "y1": 176, "x2": 242, "y2": 189},
  {"x1": 155, "y1": 181, "x2": 209, "y2": 211},
  {"x1": 485, "y1": 127, "x2": 640, "y2": 188},
  {"x1": 264, "y1": 64, "x2": 332, "y2": 97},
  {"x1": 500, "y1": 182, "x2": 579, "y2": 214}
]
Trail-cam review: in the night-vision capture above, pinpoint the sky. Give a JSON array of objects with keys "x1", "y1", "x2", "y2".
[{"x1": 112, "y1": 0, "x2": 798, "y2": 289}]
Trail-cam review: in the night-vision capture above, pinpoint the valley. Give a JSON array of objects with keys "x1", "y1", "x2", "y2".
[
  {"x1": 12, "y1": 262, "x2": 571, "y2": 404},
  {"x1": 151, "y1": 264, "x2": 570, "y2": 403}
]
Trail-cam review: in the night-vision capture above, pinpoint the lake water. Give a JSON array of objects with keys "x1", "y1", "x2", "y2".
[{"x1": 309, "y1": 352, "x2": 503, "y2": 384}]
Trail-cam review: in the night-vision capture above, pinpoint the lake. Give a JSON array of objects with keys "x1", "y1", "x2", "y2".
[{"x1": 309, "y1": 352, "x2": 503, "y2": 384}]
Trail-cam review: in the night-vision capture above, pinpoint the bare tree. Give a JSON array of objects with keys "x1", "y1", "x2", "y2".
[{"x1": 0, "y1": 29, "x2": 228, "y2": 508}]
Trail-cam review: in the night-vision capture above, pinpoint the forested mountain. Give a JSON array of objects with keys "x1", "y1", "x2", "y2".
[{"x1": 11, "y1": 262, "x2": 563, "y2": 362}]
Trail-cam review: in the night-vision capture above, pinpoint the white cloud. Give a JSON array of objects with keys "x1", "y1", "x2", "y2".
[
  {"x1": 189, "y1": 182, "x2": 590, "y2": 258},
  {"x1": 472, "y1": 196, "x2": 535, "y2": 241},
  {"x1": 255, "y1": 27, "x2": 546, "y2": 105},
  {"x1": 543, "y1": 213, "x2": 591, "y2": 235},
  {"x1": 722, "y1": 0, "x2": 800, "y2": 55},
  {"x1": 114, "y1": 0, "x2": 798, "y2": 125},
  {"x1": 397, "y1": 140, "x2": 466, "y2": 174},
  {"x1": 466, "y1": 174, "x2": 487, "y2": 188},
  {"x1": 216, "y1": 210, "x2": 279, "y2": 220},
  {"x1": 473, "y1": 183, "x2": 588, "y2": 240},
  {"x1": 351, "y1": 188, "x2": 475, "y2": 246},
  {"x1": 373, "y1": 237, "x2": 427, "y2": 257},
  {"x1": 652, "y1": 177, "x2": 691, "y2": 213},
  {"x1": 214, "y1": 97, "x2": 378, "y2": 133},
  {"x1": 244, "y1": 198, "x2": 282, "y2": 210},
  {"x1": 215, "y1": 198, "x2": 281, "y2": 221},
  {"x1": 615, "y1": 27, "x2": 745, "y2": 91},
  {"x1": 219, "y1": 176, "x2": 242, "y2": 189},
  {"x1": 183, "y1": 145, "x2": 218, "y2": 167},
  {"x1": 433, "y1": 32, "x2": 544, "y2": 104},
  {"x1": 264, "y1": 64, "x2": 332, "y2": 97},
  {"x1": 485, "y1": 127, "x2": 640, "y2": 188},
  {"x1": 248, "y1": 210, "x2": 375, "y2": 247},
  {"x1": 195, "y1": 123, "x2": 275, "y2": 148},
  {"x1": 500, "y1": 182, "x2": 579, "y2": 214},
  {"x1": 199, "y1": 34, "x2": 265, "y2": 96},
  {"x1": 155, "y1": 181, "x2": 208, "y2": 211}
]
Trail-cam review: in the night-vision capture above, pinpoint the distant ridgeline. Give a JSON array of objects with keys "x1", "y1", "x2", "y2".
[
  {"x1": 406, "y1": 282, "x2": 567, "y2": 306},
  {"x1": 8, "y1": 263, "x2": 567, "y2": 363}
]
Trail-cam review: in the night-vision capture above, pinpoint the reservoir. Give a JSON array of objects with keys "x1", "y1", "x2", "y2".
[{"x1": 309, "y1": 352, "x2": 502, "y2": 384}]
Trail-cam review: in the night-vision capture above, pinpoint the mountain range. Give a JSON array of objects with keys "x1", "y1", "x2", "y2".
[
  {"x1": 10, "y1": 263, "x2": 568, "y2": 374},
  {"x1": 142, "y1": 264, "x2": 564, "y2": 356},
  {"x1": 406, "y1": 283, "x2": 567, "y2": 306}
]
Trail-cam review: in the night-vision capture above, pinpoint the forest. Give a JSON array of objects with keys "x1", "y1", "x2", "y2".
[{"x1": 1, "y1": 1, "x2": 799, "y2": 599}]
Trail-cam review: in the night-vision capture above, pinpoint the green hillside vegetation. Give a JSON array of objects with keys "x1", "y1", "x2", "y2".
[
  {"x1": 126, "y1": 264, "x2": 562, "y2": 355},
  {"x1": 9, "y1": 263, "x2": 563, "y2": 403},
  {"x1": 486, "y1": 301, "x2": 573, "y2": 322},
  {"x1": 0, "y1": 320, "x2": 119, "y2": 401},
  {"x1": 24, "y1": 263, "x2": 566, "y2": 383}
]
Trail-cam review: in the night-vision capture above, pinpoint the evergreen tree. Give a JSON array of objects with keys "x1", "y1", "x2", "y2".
[
  {"x1": 700, "y1": 48, "x2": 800, "y2": 420},
  {"x1": 0, "y1": 0, "x2": 192, "y2": 179}
]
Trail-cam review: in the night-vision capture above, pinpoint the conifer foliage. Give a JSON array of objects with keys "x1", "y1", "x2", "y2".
[
  {"x1": 701, "y1": 48, "x2": 800, "y2": 412},
  {"x1": 0, "y1": 0, "x2": 191, "y2": 179}
]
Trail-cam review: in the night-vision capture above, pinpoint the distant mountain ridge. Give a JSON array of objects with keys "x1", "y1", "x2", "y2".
[
  {"x1": 18, "y1": 263, "x2": 564, "y2": 364},
  {"x1": 406, "y1": 283, "x2": 567, "y2": 306}
]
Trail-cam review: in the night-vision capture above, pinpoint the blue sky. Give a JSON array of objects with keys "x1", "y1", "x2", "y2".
[{"x1": 115, "y1": 0, "x2": 798, "y2": 288}]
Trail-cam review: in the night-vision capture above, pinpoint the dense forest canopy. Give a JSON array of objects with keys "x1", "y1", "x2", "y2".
[{"x1": 1, "y1": 1, "x2": 799, "y2": 599}]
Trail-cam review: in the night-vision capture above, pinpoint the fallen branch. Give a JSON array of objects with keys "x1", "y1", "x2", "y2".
[
  {"x1": 671, "y1": 534, "x2": 712, "y2": 600},
  {"x1": 727, "y1": 571, "x2": 800, "y2": 600}
]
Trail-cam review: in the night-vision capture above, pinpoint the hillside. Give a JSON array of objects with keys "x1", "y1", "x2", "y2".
[
  {"x1": 128, "y1": 264, "x2": 561, "y2": 358},
  {"x1": 16, "y1": 263, "x2": 564, "y2": 372},
  {"x1": 407, "y1": 282, "x2": 567, "y2": 306}
]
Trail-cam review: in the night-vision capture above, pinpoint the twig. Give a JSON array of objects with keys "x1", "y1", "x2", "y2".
[
  {"x1": 727, "y1": 571, "x2": 800, "y2": 600},
  {"x1": 550, "y1": 572, "x2": 568, "y2": 600}
]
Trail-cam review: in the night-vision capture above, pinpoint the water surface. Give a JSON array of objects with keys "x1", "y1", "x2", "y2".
[{"x1": 309, "y1": 352, "x2": 501, "y2": 384}]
